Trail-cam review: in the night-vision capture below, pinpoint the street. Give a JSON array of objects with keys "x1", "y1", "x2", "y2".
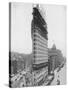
[{"x1": 51, "y1": 64, "x2": 66, "y2": 85}]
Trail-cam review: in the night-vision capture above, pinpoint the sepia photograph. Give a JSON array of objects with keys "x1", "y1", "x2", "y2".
[{"x1": 9, "y1": 2, "x2": 66, "y2": 88}]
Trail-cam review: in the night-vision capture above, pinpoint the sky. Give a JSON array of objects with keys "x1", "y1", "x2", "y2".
[{"x1": 11, "y1": 2, "x2": 66, "y2": 56}]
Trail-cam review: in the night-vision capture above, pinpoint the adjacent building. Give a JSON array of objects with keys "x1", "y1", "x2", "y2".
[{"x1": 48, "y1": 44, "x2": 64, "y2": 74}]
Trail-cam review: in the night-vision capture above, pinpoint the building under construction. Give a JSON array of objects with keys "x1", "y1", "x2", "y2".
[{"x1": 31, "y1": 5, "x2": 48, "y2": 86}]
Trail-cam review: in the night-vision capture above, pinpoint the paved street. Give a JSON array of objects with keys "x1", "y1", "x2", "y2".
[{"x1": 51, "y1": 64, "x2": 66, "y2": 85}]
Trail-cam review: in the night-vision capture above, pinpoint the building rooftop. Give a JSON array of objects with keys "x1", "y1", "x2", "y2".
[{"x1": 52, "y1": 44, "x2": 56, "y2": 50}]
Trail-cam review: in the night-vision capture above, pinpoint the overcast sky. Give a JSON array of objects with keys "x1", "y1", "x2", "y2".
[{"x1": 11, "y1": 2, "x2": 66, "y2": 56}]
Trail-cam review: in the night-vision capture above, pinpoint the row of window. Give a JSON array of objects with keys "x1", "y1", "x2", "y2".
[
  {"x1": 33, "y1": 57, "x2": 48, "y2": 62},
  {"x1": 33, "y1": 50, "x2": 48, "y2": 56},
  {"x1": 33, "y1": 45, "x2": 48, "y2": 51},
  {"x1": 33, "y1": 38, "x2": 47, "y2": 47},
  {"x1": 33, "y1": 42, "x2": 47, "y2": 50},
  {"x1": 33, "y1": 30, "x2": 47, "y2": 43}
]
